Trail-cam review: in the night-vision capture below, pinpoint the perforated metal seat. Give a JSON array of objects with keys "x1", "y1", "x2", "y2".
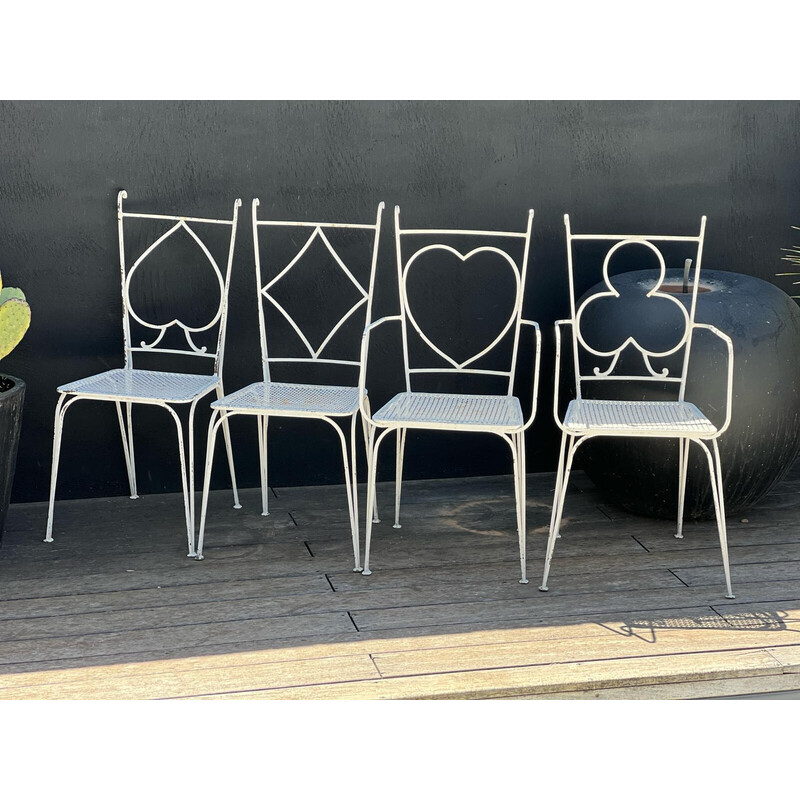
[
  {"x1": 373, "y1": 391, "x2": 523, "y2": 431},
  {"x1": 212, "y1": 381, "x2": 360, "y2": 417},
  {"x1": 59, "y1": 369, "x2": 219, "y2": 404},
  {"x1": 563, "y1": 399, "x2": 717, "y2": 437}
]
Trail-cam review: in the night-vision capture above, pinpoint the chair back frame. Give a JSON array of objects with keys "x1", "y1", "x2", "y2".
[
  {"x1": 393, "y1": 205, "x2": 535, "y2": 395},
  {"x1": 563, "y1": 214, "x2": 707, "y2": 402},
  {"x1": 117, "y1": 190, "x2": 242, "y2": 378},
  {"x1": 252, "y1": 199, "x2": 385, "y2": 383}
]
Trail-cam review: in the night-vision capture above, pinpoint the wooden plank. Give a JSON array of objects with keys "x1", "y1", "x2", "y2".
[
  {"x1": 675, "y1": 559, "x2": 800, "y2": 588},
  {"x1": 1, "y1": 511, "x2": 297, "y2": 558},
  {"x1": 0, "y1": 654, "x2": 380, "y2": 700},
  {"x1": 351, "y1": 579, "x2": 800, "y2": 633},
  {"x1": 372, "y1": 627, "x2": 800, "y2": 680},
  {"x1": 508, "y1": 672, "x2": 800, "y2": 699},
  {"x1": 274, "y1": 472, "x2": 587, "y2": 509},
  {"x1": 0, "y1": 591, "x2": 352, "y2": 644},
  {"x1": 306, "y1": 530, "x2": 646, "y2": 571},
  {"x1": 635, "y1": 520, "x2": 800, "y2": 552},
  {"x1": 0, "y1": 567, "x2": 683, "y2": 640},
  {"x1": 763, "y1": 643, "x2": 800, "y2": 672},
  {"x1": 0, "y1": 574, "x2": 332, "y2": 622},
  {"x1": 327, "y1": 542, "x2": 800, "y2": 591},
  {"x1": 0, "y1": 540, "x2": 315, "y2": 581},
  {"x1": 0, "y1": 611, "x2": 355, "y2": 667},
  {"x1": 197, "y1": 648, "x2": 781, "y2": 699},
  {"x1": 0, "y1": 557, "x2": 325, "y2": 602},
  {"x1": 0, "y1": 614, "x2": 638, "y2": 686}
]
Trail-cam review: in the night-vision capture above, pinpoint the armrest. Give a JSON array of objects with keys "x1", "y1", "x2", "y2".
[
  {"x1": 553, "y1": 319, "x2": 574, "y2": 432},
  {"x1": 358, "y1": 315, "x2": 403, "y2": 422},
  {"x1": 690, "y1": 323, "x2": 734, "y2": 436},
  {"x1": 513, "y1": 319, "x2": 542, "y2": 431}
]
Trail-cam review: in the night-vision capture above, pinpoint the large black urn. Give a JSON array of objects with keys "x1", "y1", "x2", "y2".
[
  {"x1": 0, "y1": 374, "x2": 25, "y2": 541},
  {"x1": 578, "y1": 269, "x2": 800, "y2": 519}
]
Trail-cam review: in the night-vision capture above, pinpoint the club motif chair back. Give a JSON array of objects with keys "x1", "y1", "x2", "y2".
[
  {"x1": 46, "y1": 191, "x2": 243, "y2": 555},
  {"x1": 359, "y1": 205, "x2": 541, "y2": 583},
  {"x1": 196, "y1": 200, "x2": 385, "y2": 570},
  {"x1": 541, "y1": 214, "x2": 736, "y2": 598}
]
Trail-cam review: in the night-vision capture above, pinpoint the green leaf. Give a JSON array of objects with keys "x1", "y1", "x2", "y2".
[
  {"x1": 0, "y1": 297, "x2": 31, "y2": 360},
  {"x1": 0, "y1": 287, "x2": 26, "y2": 304}
]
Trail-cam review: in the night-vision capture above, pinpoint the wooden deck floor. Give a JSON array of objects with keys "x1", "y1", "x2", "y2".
[{"x1": 2, "y1": 463, "x2": 800, "y2": 700}]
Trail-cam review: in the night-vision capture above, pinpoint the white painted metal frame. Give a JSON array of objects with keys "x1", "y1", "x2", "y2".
[
  {"x1": 359, "y1": 206, "x2": 541, "y2": 583},
  {"x1": 45, "y1": 191, "x2": 242, "y2": 556},
  {"x1": 540, "y1": 214, "x2": 736, "y2": 598},
  {"x1": 196, "y1": 200, "x2": 385, "y2": 570}
]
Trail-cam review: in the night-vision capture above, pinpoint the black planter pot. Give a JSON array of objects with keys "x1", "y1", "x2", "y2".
[
  {"x1": 577, "y1": 269, "x2": 800, "y2": 520},
  {"x1": 0, "y1": 374, "x2": 25, "y2": 543}
]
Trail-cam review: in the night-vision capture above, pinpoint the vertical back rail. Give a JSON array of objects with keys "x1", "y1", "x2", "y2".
[
  {"x1": 506, "y1": 209, "x2": 535, "y2": 395},
  {"x1": 394, "y1": 205, "x2": 413, "y2": 392},
  {"x1": 212, "y1": 198, "x2": 243, "y2": 381},
  {"x1": 118, "y1": 190, "x2": 132, "y2": 369},
  {"x1": 678, "y1": 215, "x2": 708, "y2": 401}
]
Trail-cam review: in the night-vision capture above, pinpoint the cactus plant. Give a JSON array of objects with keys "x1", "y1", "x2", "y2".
[{"x1": 0, "y1": 268, "x2": 30, "y2": 390}]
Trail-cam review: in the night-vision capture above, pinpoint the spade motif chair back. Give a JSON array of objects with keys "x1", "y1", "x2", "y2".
[{"x1": 119, "y1": 190, "x2": 241, "y2": 380}]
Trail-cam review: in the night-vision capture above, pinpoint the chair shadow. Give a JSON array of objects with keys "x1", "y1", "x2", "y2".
[{"x1": 597, "y1": 609, "x2": 790, "y2": 643}]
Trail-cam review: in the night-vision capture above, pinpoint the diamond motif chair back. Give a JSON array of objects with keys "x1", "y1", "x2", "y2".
[
  {"x1": 252, "y1": 200, "x2": 385, "y2": 384},
  {"x1": 117, "y1": 191, "x2": 242, "y2": 378},
  {"x1": 393, "y1": 206, "x2": 535, "y2": 396},
  {"x1": 563, "y1": 215, "x2": 707, "y2": 403}
]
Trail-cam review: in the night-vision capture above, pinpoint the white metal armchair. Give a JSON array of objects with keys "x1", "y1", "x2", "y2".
[
  {"x1": 359, "y1": 205, "x2": 541, "y2": 583},
  {"x1": 45, "y1": 191, "x2": 242, "y2": 556},
  {"x1": 540, "y1": 214, "x2": 736, "y2": 598},
  {"x1": 196, "y1": 200, "x2": 385, "y2": 570}
]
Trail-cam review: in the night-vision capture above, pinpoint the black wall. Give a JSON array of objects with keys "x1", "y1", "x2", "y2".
[{"x1": 2, "y1": 100, "x2": 800, "y2": 503}]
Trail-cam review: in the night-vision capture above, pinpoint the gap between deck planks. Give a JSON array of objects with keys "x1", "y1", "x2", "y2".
[{"x1": 2, "y1": 465, "x2": 800, "y2": 699}]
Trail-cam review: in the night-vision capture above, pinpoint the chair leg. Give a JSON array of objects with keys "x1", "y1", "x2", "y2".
[
  {"x1": 188, "y1": 398, "x2": 199, "y2": 536},
  {"x1": 320, "y1": 415, "x2": 361, "y2": 572},
  {"x1": 257, "y1": 415, "x2": 269, "y2": 516},
  {"x1": 363, "y1": 427, "x2": 390, "y2": 576},
  {"x1": 197, "y1": 409, "x2": 225, "y2": 560},
  {"x1": 676, "y1": 437, "x2": 690, "y2": 539},
  {"x1": 45, "y1": 394, "x2": 71, "y2": 542},
  {"x1": 512, "y1": 432, "x2": 528, "y2": 585},
  {"x1": 361, "y1": 402, "x2": 379, "y2": 524},
  {"x1": 115, "y1": 401, "x2": 139, "y2": 499},
  {"x1": 216, "y1": 383, "x2": 241, "y2": 509},
  {"x1": 698, "y1": 439, "x2": 735, "y2": 599},
  {"x1": 540, "y1": 433, "x2": 578, "y2": 592},
  {"x1": 164, "y1": 404, "x2": 195, "y2": 558},
  {"x1": 393, "y1": 428, "x2": 407, "y2": 529},
  {"x1": 547, "y1": 431, "x2": 568, "y2": 543},
  {"x1": 350, "y1": 413, "x2": 361, "y2": 571}
]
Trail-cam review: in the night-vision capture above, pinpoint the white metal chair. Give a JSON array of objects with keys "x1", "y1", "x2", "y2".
[
  {"x1": 359, "y1": 205, "x2": 541, "y2": 583},
  {"x1": 540, "y1": 214, "x2": 736, "y2": 598},
  {"x1": 196, "y1": 200, "x2": 385, "y2": 570},
  {"x1": 45, "y1": 191, "x2": 242, "y2": 556}
]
